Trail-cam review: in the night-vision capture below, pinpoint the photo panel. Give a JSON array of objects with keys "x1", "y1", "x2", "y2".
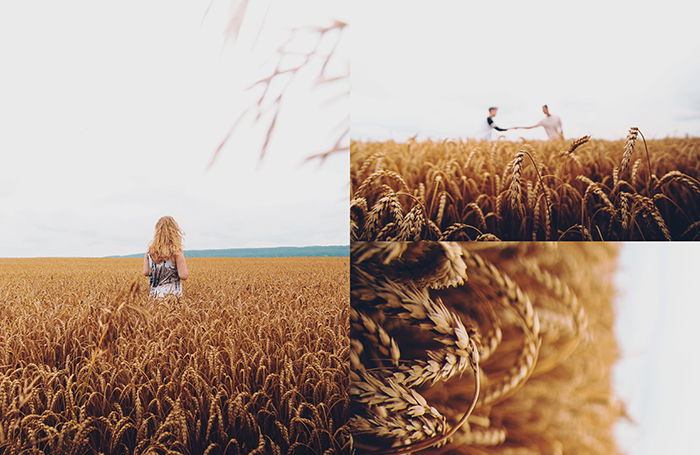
[
  {"x1": 349, "y1": 242, "x2": 700, "y2": 454},
  {"x1": 350, "y1": 0, "x2": 699, "y2": 241},
  {"x1": 0, "y1": 1, "x2": 350, "y2": 454}
]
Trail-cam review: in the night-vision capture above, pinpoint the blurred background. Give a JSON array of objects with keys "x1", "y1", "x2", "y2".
[
  {"x1": 0, "y1": 0, "x2": 348, "y2": 257},
  {"x1": 615, "y1": 243, "x2": 700, "y2": 455},
  {"x1": 352, "y1": 0, "x2": 700, "y2": 141}
]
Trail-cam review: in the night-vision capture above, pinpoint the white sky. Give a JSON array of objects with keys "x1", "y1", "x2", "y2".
[
  {"x1": 352, "y1": 0, "x2": 700, "y2": 141},
  {"x1": 615, "y1": 243, "x2": 700, "y2": 455},
  {"x1": 0, "y1": 0, "x2": 348, "y2": 257}
]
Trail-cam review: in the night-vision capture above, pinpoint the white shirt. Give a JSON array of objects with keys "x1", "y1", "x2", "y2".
[
  {"x1": 477, "y1": 118, "x2": 493, "y2": 140},
  {"x1": 477, "y1": 116, "x2": 506, "y2": 140},
  {"x1": 537, "y1": 115, "x2": 563, "y2": 139}
]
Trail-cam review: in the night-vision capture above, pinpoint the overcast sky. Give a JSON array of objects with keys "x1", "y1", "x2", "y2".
[
  {"x1": 352, "y1": 0, "x2": 700, "y2": 141},
  {"x1": 0, "y1": 1, "x2": 348, "y2": 257},
  {"x1": 615, "y1": 243, "x2": 700, "y2": 455}
]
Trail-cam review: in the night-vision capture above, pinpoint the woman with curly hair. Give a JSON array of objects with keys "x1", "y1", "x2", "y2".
[{"x1": 142, "y1": 216, "x2": 189, "y2": 297}]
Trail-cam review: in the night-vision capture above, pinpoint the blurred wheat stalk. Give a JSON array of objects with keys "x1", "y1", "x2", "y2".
[
  {"x1": 350, "y1": 242, "x2": 624, "y2": 454},
  {"x1": 209, "y1": 0, "x2": 348, "y2": 166}
]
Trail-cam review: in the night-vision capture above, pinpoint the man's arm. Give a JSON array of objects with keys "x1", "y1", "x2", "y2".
[
  {"x1": 487, "y1": 117, "x2": 508, "y2": 131},
  {"x1": 557, "y1": 118, "x2": 564, "y2": 138},
  {"x1": 514, "y1": 119, "x2": 543, "y2": 130}
]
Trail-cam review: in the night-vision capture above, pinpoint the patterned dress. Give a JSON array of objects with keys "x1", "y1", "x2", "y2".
[{"x1": 147, "y1": 255, "x2": 182, "y2": 297}]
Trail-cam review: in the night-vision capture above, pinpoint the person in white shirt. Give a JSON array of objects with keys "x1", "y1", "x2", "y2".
[
  {"x1": 513, "y1": 105, "x2": 564, "y2": 140},
  {"x1": 477, "y1": 107, "x2": 510, "y2": 140}
]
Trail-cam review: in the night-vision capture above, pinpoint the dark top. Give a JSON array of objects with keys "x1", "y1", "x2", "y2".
[{"x1": 487, "y1": 117, "x2": 507, "y2": 131}]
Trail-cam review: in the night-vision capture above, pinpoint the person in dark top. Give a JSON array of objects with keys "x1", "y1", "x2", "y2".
[{"x1": 479, "y1": 107, "x2": 509, "y2": 140}]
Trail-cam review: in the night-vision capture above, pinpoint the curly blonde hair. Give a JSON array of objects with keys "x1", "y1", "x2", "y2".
[{"x1": 147, "y1": 216, "x2": 184, "y2": 263}]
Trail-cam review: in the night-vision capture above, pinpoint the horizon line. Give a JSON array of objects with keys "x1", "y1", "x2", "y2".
[{"x1": 0, "y1": 244, "x2": 350, "y2": 260}]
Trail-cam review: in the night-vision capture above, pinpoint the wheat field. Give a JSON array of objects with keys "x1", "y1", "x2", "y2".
[
  {"x1": 0, "y1": 257, "x2": 350, "y2": 455},
  {"x1": 351, "y1": 132, "x2": 700, "y2": 241},
  {"x1": 350, "y1": 242, "x2": 622, "y2": 454}
]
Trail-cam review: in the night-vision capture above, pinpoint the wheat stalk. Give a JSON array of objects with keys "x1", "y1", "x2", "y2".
[{"x1": 351, "y1": 132, "x2": 699, "y2": 240}]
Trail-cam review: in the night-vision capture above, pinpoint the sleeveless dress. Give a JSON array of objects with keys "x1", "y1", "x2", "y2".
[{"x1": 147, "y1": 255, "x2": 182, "y2": 297}]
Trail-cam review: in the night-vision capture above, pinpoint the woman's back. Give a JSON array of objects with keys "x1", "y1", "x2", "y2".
[
  {"x1": 147, "y1": 255, "x2": 182, "y2": 297},
  {"x1": 144, "y1": 216, "x2": 188, "y2": 298}
]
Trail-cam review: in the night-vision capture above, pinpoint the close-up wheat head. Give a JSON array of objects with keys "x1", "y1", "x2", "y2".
[
  {"x1": 351, "y1": 131, "x2": 700, "y2": 241},
  {"x1": 350, "y1": 242, "x2": 623, "y2": 454}
]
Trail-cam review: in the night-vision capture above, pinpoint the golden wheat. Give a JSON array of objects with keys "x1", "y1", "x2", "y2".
[
  {"x1": 351, "y1": 132, "x2": 700, "y2": 240},
  {"x1": 0, "y1": 257, "x2": 350, "y2": 455},
  {"x1": 350, "y1": 242, "x2": 622, "y2": 454}
]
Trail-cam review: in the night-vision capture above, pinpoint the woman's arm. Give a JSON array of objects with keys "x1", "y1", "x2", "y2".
[
  {"x1": 143, "y1": 254, "x2": 150, "y2": 276},
  {"x1": 175, "y1": 253, "x2": 189, "y2": 280}
]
